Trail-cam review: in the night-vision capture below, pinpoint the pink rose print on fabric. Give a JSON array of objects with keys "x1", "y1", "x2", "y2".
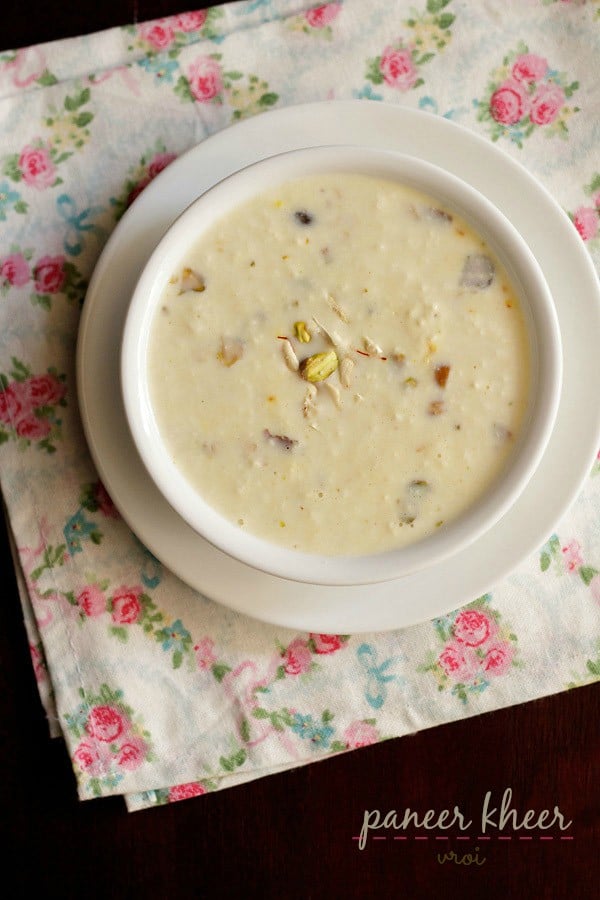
[
  {"x1": 186, "y1": 56, "x2": 223, "y2": 102},
  {"x1": 86, "y1": 704, "x2": 126, "y2": 742},
  {"x1": 115, "y1": 736, "x2": 147, "y2": 771},
  {"x1": 126, "y1": 177, "x2": 151, "y2": 208},
  {"x1": 438, "y1": 643, "x2": 480, "y2": 682},
  {"x1": 476, "y1": 42, "x2": 579, "y2": 146},
  {"x1": 0, "y1": 382, "x2": 27, "y2": 424},
  {"x1": 111, "y1": 142, "x2": 178, "y2": 219},
  {"x1": 127, "y1": 7, "x2": 221, "y2": 55},
  {"x1": 25, "y1": 372, "x2": 66, "y2": 407},
  {"x1": 1, "y1": 89, "x2": 94, "y2": 220},
  {"x1": 0, "y1": 359, "x2": 67, "y2": 452},
  {"x1": 173, "y1": 11, "x2": 208, "y2": 32},
  {"x1": 139, "y1": 21, "x2": 175, "y2": 51},
  {"x1": 66, "y1": 685, "x2": 153, "y2": 796},
  {"x1": 512, "y1": 53, "x2": 548, "y2": 84},
  {"x1": 77, "y1": 585, "x2": 106, "y2": 618},
  {"x1": 172, "y1": 54, "x2": 278, "y2": 119},
  {"x1": 530, "y1": 83, "x2": 566, "y2": 125},
  {"x1": 343, "y1": 720, "x2": 380, "y2": 749},
  {"x1": 364, "y1": 4, "x2": 455, "y2": 94},
  {"x1": 567, "y1": 175, "x2": 600, "y2": 245},
  {"x1": 309, "y1": 633, "x2": 347, "y2": 655},
  {"x1": 0, "y1": 253, "x2": 30, "y2": 287},
  {"x1": 66, "y1": 568, "x2": 195, "y2": 669},
  {"x1": 482, "y1": 642, "x2": 515, "y2": 677},
  {"x1": 194, "y1": 636, "x2": 217, "y2": 671},
  {"x1": 33, "y1": 255, "x2": 66, "y2": 294},
  {"x1": 452, "y1": 609, "x2": 494, "y2": 647},
  {"x1": 15, "y1": 415, "x2": 51, "y2": 440},
  {"x1": 18, "y1": 143, "x2": 56, "y2": 189},
  {"x1": 305, "y1": 4, "x2": 341, "y2": 28},
  {"x1": 573, "y1": 207, "x2": 599, "y2": 241},
  {"x1": 73, "y1": 739, "x2": 110, "y2": 777},
  {"x1": 562, "y1": 540, "x2": 583, "y2": 572},
  {"x1": 94, "y1": 481, "x2": 119, "y2": 518},
  {"x1": 78, "y1": 479, "x2": 120, "y2": 521},
  {"x1": 282, "y1": 638, "x2": 312, "y2": 675},
  {"x1": 421, "y1": 595, "x2": 519, "y2": 703},
  {"x1": 540, "y1": 533, "x2": 599, "y2": 592},
  {"x1": 489, "y1": 80, "x2": 530, "y2": 126},
  {"x1": 1, "y1": 245, "x2": 86, "y2": 309},
  {"x1": 147, "y1": 152, "x2": 177, "y2": 179},
  {"x1": 111, "y1": 586, "x2": 143, "y2": 624},
  {"x1": 29, "y1": 642, "x2": 46, "y2": 682},
  {"x1": 379, "y1": 46, "x2": 418, "y2": 91},
  {"x1": 168, "y1": 782, "x2": 207, "y2": 802}
]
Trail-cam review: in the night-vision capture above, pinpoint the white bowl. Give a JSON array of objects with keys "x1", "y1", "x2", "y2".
[{"x1": 121, "y1": 145, "x2": 562, "y2": 587}]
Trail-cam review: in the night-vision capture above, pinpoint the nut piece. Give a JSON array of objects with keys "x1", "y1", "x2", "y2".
[
  {"x1": 339, "y1": 356, "x2": 354, "y2": 388},
  {"x1": 294, "y1": 321, "x2": 311, "y2": 343},
  {"x1": 302, "y1": 384, "x2": 317, "y2": 417},
  {"x1": 324, "y1": 381, "x2": 342, "y2": 408},
  {"x1": 281, "y1": 338, "x2": 299, "y2": 371},
  {"x1": 408, "y1": 479, "x2": 430, "y2": 497},
  {"x1": 179, "y1": 267, "x2": 206, "y2": 293},
  {"x1": 327, "y1": 294, "x2": 350, "y2": 323},
  {"x1": 493, "y1": 423, "x2": 513, "y2": 441},
  {"x1": 363, "y1": 335, "x2": 382, "y2": 355},
  {"x1": 434, "y1": 364, "x2": 451, "y2": 388},
  {"x1": 311, "y1": 316, "x2": 349, "y2": 355},
  {"x1": 299, "y1": 349, "x2": 339, "y2": 383},
  {"x1": 425, "y1": 206, "x2": 453, "y2": 223},
  {"x1": 428, "y1": 399, "x2": 445, "y2": 416},
  {"x1": 217, "y1": 337, "x2": 244, "y2": 367},
  {"x1": 460, "y1": 254, "x2": 495, "y2": 290},
  {"x1": 263, "y1": 428, "x2": 297, "y2": 451}
]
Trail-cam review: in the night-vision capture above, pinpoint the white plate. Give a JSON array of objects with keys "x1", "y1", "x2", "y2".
[{"x1": 76, "y1": 100, "x2": 600, "y2": 634}]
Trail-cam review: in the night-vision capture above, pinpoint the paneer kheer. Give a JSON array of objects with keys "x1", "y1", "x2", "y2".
[{"x1": 147, "y1": 173, "x2": 531, "y2": 555}]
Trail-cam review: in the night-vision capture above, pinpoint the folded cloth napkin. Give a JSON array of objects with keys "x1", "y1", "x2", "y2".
[{"x1": 1, "y1": 0, "x2": 599, "y2": 811}]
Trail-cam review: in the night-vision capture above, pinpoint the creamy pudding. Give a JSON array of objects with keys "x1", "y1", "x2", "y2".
[{"x1": 147, "y1": 173, "x2": 530, "y2": 555}]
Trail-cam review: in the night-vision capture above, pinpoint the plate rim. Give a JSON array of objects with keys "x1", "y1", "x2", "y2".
[{"x1": 76, "y1": 99, "x2": 600, "y2": 633}]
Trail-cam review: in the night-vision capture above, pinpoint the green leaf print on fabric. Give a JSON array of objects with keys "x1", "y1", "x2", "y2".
[{"x1": 567, "y1": 642, "x2": 600, "y2": 690}]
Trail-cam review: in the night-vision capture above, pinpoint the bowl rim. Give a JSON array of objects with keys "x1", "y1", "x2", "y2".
[{"x1": 120, "y1": 143, "x2": 562, "y2": 586}]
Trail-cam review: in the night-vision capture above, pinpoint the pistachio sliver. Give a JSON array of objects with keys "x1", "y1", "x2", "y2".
[
  {"x1": 294, "y1": 321, "x2": 311, "y2": 343},
  {"x1": 299, "y1": 349, "x2": 339, "y2": 383}
]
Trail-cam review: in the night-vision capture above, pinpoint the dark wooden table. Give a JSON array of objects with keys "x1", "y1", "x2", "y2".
[{"x1": 2, "y1": 3, "x2": 599, "y2": 897}]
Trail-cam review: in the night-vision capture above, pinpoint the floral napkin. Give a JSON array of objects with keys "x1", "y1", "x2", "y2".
[{"x1": 1, "y1": 0, "x2": 599, "y2": 811}]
